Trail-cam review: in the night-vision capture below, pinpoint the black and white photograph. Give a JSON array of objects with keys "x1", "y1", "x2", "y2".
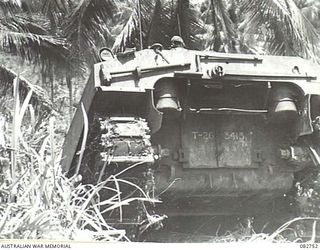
[{"x1": 0, "y1": 0, "x2": 320, "y2": 248}]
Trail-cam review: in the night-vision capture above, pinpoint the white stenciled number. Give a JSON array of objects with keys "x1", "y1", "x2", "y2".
[
  {"x1": 192, "y1": 131, "x2": 214, "y2": 141},
  {"x1": 224, "y1": 131, "x2": 247, "y2": 141}
]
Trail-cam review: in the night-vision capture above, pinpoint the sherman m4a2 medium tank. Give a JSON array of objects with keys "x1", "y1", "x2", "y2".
[{"x1": 62, "y1": 43, "x2": 320, "y2": 230}]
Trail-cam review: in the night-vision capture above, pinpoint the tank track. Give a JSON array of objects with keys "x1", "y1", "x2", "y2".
[
  {"x1": 99, "y1": 116, "x2": 154, "y2": 163},
  {"x1": 80, "y1": 115, "x2": 155, "y2": 183},
  {"x1": 79, "y1": 114, "x2": 164, "y2": 240}
]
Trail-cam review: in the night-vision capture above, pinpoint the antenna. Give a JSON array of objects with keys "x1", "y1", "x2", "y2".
[
  {"x1": 138, "y1": 0, "x2": 143, "y2": 50},
  {"x1": 177, "y1": 13, "x2": 182, "y2": 37}
]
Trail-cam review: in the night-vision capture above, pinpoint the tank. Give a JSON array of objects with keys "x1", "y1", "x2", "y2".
[{"x1": 61, "y1": 45, "x2": 320, "y2": 234}]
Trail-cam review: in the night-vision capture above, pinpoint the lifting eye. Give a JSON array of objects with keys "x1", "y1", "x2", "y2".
[
  {"x1": 211, "y1": 65, "x2": 224, "y2": 77},
  {"x1": 292, "y1": 66, "x2": 300, "y2": 74},
  {"x1": 150, "y1": 43, "x2": 164, "y2": 51},
  {"x1": 98, "y1": 47, "x2": 114, "y2": 61}
]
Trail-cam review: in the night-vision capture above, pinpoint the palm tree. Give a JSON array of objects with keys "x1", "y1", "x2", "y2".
[
  {"x1": 1, "y1": 0, "x2": 320, "y2": 119},
  {"x1": 2, "y1": 0, "x2": 117, "y2": 65},
  {"x1": 197, "y1": 0, "x2": 235, "y2": 52},
  {"x1": 112, "y1": 0, "x2": 206, "y2": 52},
  {"x1": 0, "y1": 0, "x2": 117, "y2": 119},
  {"x1": 112, "y1": 0, "x2": 320, "y2": 60},
  {"x1": 239, "y1": 0, "x2": 320, "y2": 58},
  {"x1": 294, "y1": 0, "x2": 320, "y2": 29}
]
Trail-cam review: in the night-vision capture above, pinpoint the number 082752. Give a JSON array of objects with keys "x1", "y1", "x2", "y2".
[{"x1": 300, "y1": 244, "x2": 318, "y2": 248}]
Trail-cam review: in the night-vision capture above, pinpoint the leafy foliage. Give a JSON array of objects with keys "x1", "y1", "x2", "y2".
[
  {"x1": 64, "y1": 0, "x2": 117, "y2": 62},
  {"x1": 0, "y1": 8, "x2": 70, "y2": 71},
  {"x1": 0, "y1": 30, "x2": 69, "y2": 67},
  {"x1": 0, "y1": 65, "x2": 53, "y2": 113},
  {"x1": 0, "y1": 0, "x2": 22, "y2": 14},
  {"x1": 112, "y1": 0, "x2": 320, "y2": 58},
  {"x1": 42, "y1": 0, "x2": 70, "y2": 30},
  {"x1": 169, "y1": 0, "x2": 204, "y2": 49},
  {"x1": 112, "y1": 0, "x2": 156, "y2": 52},
  {"x1": 0, "y1": 0, "x2": 320, "y2": 72},
  {"x1": 201, "y1": 0, "x2": 236, "y2": 51},
  {"x1": 239, "y1": 0, "x2": 320, "y2": 58},
  {"x1": 113, "y1": 0, "x2": 205, "y2": 52}
]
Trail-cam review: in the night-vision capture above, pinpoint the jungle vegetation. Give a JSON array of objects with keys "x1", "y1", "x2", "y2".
[
  {"x1": 1, "y1": 0, "x2": 320, "y2": 114},
  {"x1": 0, "y1": 0, "x2": 320, "y2": 241}
]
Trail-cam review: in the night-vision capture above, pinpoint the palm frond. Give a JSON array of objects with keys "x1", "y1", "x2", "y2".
[
  {"x1": 113, "y1": 0, "x2": 205, "y2": 52},
  {"x1": 64, "y1": 0, "x2": 116, "y2": 58},
  {"x1": 170, "y1": 0, "x2": 205, "y2": 49},
  {"x1": 201, "y1": 0, "x2": 235, "y2": 51},
  {"x1": 8, "y1": 0, "x2": 21, "y2": 6},
  {"x1": 297, "y1": 0, "x2": 320, "y2": 29},
  {"x1": 146, "y1": 0, "x2": 166, "y2": 46},
  {"x1": 240, "y1": 0, "x2": 320, "y2": 58},
  {"x1": 0, "y1": 65, "x2": 53, "y2": 113},
  {"x1": 0, "y1": 25, "x2": 69, "y2": 67},
  {"x1": 112, "y1": 0, "x2": 155, "y2": 53},
  {"x1": 211, "y1": 0, "x2": 235, "y2": 40},
  {"x1": 42, "y1": 0, "x2": 69, "y2": 14},
  {"x1": 0, "y1": 0, "x2": 22, "y2": 14},
  {"x1": 42, "y1": 0, "x2": 70, "y2": 29},
  {"x1": 3, "y1": 14, "x2": 51, "y2": 35}
]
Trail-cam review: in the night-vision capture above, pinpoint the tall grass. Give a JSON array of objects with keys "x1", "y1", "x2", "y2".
[{"x1": 0, "y1": 76, "x2": 161, "y2": 241}]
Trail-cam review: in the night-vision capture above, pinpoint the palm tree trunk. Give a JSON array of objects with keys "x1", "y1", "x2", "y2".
[
  {"x1": 66, "y1": 74, "x2": 73, "y2": 124},
  {"x1": 41, "y1": 71, "x2": 46, "y2": 87},
  {"x1": 177, "y1": 13, "x2": 182, "y2": 37},
  {"x1": 137, "y1": 0, "x2": 143, "y2": 50},
  {"x1": 210, "y1": 0, "x2": 221, "y2": 51},
  {"x1": 50, "y1": 65, "x2": 55, "y2": 103}
]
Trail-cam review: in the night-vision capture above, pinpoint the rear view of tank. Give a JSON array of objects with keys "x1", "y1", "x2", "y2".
[{"x1": 62, "y1": 44, "x2": 320, "y2": 237}]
